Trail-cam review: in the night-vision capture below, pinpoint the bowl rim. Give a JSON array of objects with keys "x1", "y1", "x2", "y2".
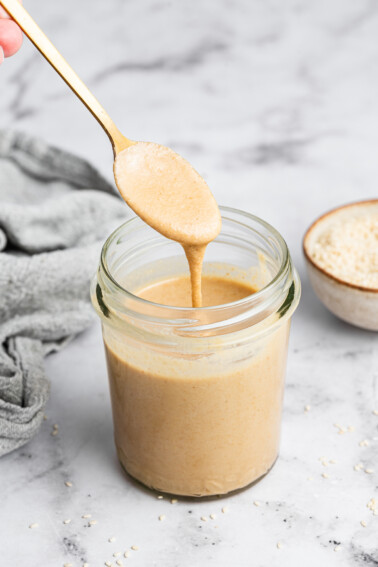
[{"x1": 303, "y1": 198, "x2": 378, "y2": 294}]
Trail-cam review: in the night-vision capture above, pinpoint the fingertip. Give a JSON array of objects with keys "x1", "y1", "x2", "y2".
[
  {"x1": 0, "y1": 45, "x2": 4, "y2": 65},
  {"x1": 0, "y1": 19, "x2": 23, "y2": 57}
]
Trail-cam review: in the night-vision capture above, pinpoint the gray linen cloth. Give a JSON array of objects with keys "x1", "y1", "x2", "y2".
[{"x1": 0, "y1": 130, "x2": 128, "y2": 456}]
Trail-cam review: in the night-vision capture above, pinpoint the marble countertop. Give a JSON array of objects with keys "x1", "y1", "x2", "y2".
[{"x1": 1, "y1": 0, "x2": 378, "y2": 565}]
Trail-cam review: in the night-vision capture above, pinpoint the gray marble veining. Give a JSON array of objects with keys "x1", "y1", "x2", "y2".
[{"x1": 1, "y1": 0, "x2": 378, "y2": 565}]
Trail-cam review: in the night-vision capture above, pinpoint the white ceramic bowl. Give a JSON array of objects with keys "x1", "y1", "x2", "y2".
[{"x1": 303, "y1": 200, "x2": 378, "y2": 331}]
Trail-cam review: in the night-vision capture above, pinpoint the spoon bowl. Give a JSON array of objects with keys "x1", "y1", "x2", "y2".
[
  {"x1": 0, "y1": 0, "x2": 221, "y2": 307},
  {"x1": 0, "y1": 0, "x2": 221, "y2": 249}
]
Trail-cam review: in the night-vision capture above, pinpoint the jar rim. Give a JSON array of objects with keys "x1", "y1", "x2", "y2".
[
  {"x1": 100, "y1": 205, "x2": 290, "y2": 313},
  {"x1": 94, "y1": 206, "x2": 301, "y2": 338}
]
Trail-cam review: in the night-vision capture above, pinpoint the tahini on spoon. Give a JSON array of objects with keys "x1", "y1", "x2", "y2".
[{"x1": 0, "y1": 0, "x2": 221, "y2": 307}]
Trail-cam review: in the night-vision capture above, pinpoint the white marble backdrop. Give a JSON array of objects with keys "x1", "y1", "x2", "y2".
[{"x1": 1, "y1": 0, "x2": 378, "y2": 565}]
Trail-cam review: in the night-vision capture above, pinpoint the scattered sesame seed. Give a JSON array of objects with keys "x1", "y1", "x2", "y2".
[
  {"x1": 105, "y1": 562, "x2": 112, "y2": 567},
  {"x1": 29, "y1": 523, "x2": 39, "y2": 529},
  {"x1": 320, "y1": 460, "x2": 328, "y2": 467},
  {"x1": 171, "y1": 499, "x2": 178, "y2": 504},
  {"x1": 374, "y1": 510, "x2": 378, "y2": 516},
  {"x1": 322, "y1": 473, "x2": 329, "y2": 479},
  {"x1": 338, "y1": 428, "x2": 346, "y2": 435},
  {"x1": 307, "y1": 476, "x2": 313, "y2": 481},
  {"x1": 116, "y1": 561, "x2": 123, "y2": 567},
  {"x1": 65, "y1": 481, "x2": 73, "y2": 487},
  {"x1": 63, "y1": 564, "x2": 73, "y2": 567},
  {"x1": 63, "y1": 519, "x2": 71, "y2": 525},
  {"x1": 367, "y1": 498, "x2": 377, "y2": 510},
  {"x1": 159, "y1": 515, "x2": 166, "y2": 521},
  {"x1": 365, "y1": 468, "x2": 374, "y2": 474},
  {"x1": 359, "y1": 440, "x2": 370, "y2": 447},
  {"x1": 221, "y1": 507, "x2": 228, "y2": 514},
  {"x1": 89, "y1": 520, "x2": 97, "y2": 526},
  {"x1": 334, "y1": 545, "x2": 341, "y2": 552},
  {"x1": 277, "y1": 542, "x2": 283, "y2": 549},
  {"x1": 210, "y1": 514, "x2": 216, "y2": 519},
  {"x1": 373, "y1": 410, "x2": 378, "y2": 416},
  {"x1": 51, "y1": 430, "x2": 58, "y2": 436},
  {"x1": 82, "y1": 514, "x2": 91, "y2": 519},
  {"x1": 347, "y1": 426, "x2": 355, "y2": 432},
  {"x1": 354, "y1": 463, "x2": 364, "y2": 471},
  {"x1": 200, "y1": 516, "x2": 208, "y2": 522},
  {"x1": 108, "y1": 537, "x2": 116, "y2": 543},
  {"x1": 361, "y1": 520, "x2": 367, "y2": 527},
  {"x1": 131, "y1": 546, "x2": 139, "y2": 551},
  {"x1": 53, "y1": 423, "x2": 59, "y2": 429},
  {"x1": 124, "y1": 551, "x2": 130, "y2": 558},
  {"x1": 329, "y1": 459, "x2": 337, "y2": 464},
  {"x1": 43, "y1": 415, "x2": 48, "y2": 421},
  {"x1": 253, "y1": 501, "x2": 261, "y2": 507},
  {"x1": 113, "y1": 553, "x2": 121, "y2": 558},
  {"x1": 157, "y1": 495, "x2": 163, "y2": 500},
  {"x1": 83, "y1": 564, "x2": 89, "y2": 567},
  {"x1": 304, "y1": 405, "x2": 311, "y2": 412}
]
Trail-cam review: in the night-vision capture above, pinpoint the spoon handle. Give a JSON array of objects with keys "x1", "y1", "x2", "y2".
[{"x1": 0, "y1": 0, "x2": 132, "y2": 155}]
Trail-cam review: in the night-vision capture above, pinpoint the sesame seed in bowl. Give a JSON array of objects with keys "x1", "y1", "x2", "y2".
[{"x1": 303, "y1": 200, "x2": 378, "y2": 331}]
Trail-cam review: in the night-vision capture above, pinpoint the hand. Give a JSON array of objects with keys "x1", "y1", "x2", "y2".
[{"x1": 0, "y1": 6, "x2": 23, "y2": 64}]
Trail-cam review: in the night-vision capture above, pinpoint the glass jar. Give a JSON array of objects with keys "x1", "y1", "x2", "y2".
[{"x1": 91, "y1": 206, "x2": 300, "y2": 497}]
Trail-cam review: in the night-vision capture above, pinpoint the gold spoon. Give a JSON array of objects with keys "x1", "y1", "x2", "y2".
[
  {"x1": 1, "y1": 0, "x2": 221, "y2": 305},
  {"x1": 0, "y1": 0, "x2": 132, "y2": 155}
]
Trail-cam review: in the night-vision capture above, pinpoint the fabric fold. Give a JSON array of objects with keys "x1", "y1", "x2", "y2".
[{"x1": 0, "y1": 130, "x2": 128, "y2": 456}]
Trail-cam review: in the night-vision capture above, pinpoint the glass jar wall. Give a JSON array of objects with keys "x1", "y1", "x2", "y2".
[{"x1": 91, "y1": 207, "x2": 300, "y2": 496}]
